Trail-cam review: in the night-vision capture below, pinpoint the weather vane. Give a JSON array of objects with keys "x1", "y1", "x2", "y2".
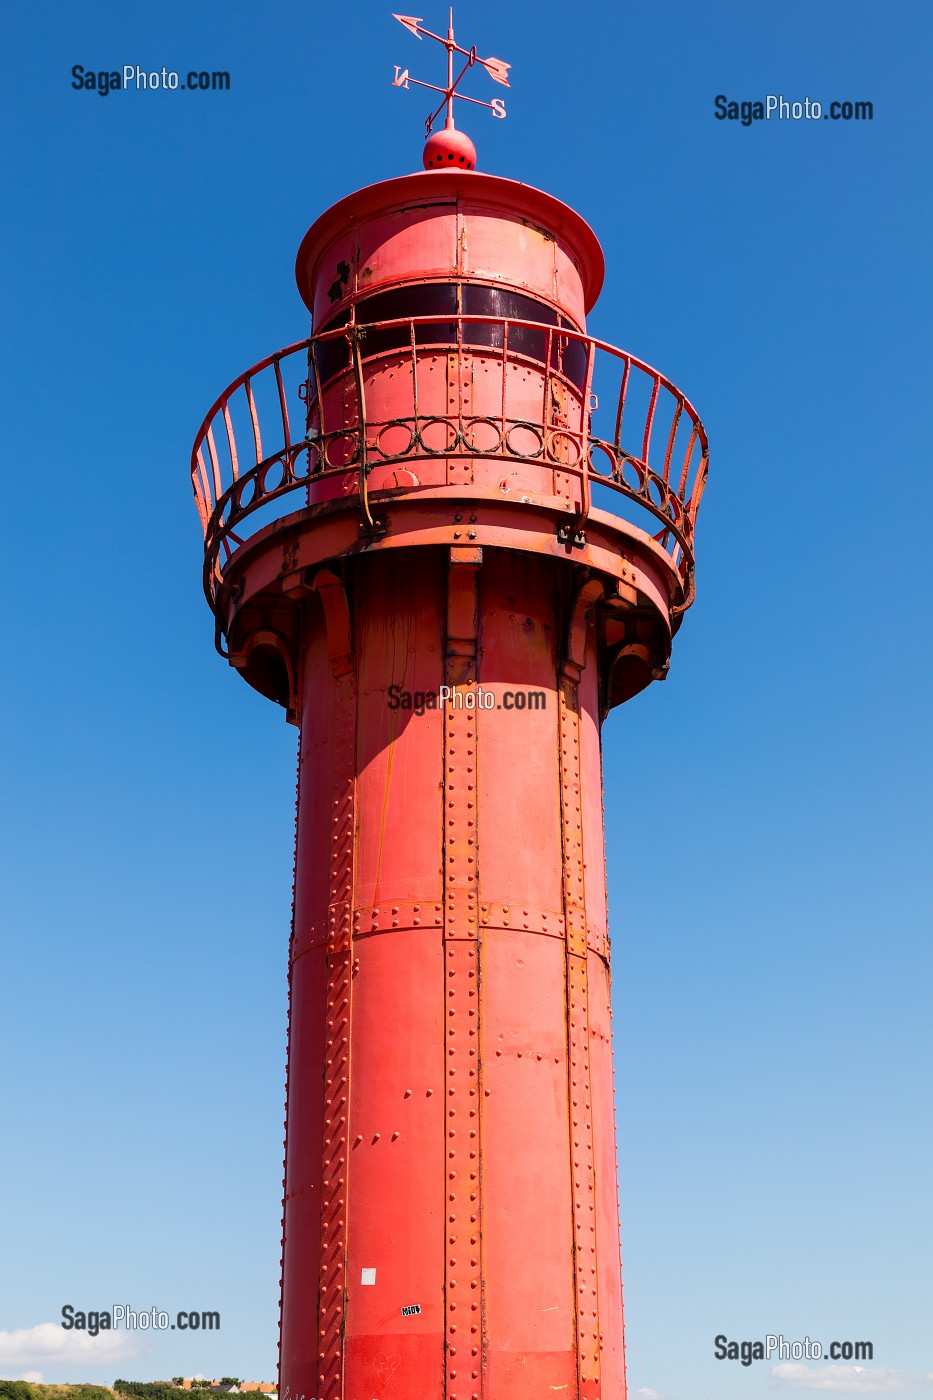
[{"x1": 391, "y1": 9, "x2": 511, "y2": 137}]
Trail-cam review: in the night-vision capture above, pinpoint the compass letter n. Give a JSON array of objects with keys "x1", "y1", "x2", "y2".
[{"x1": 392, "y1": 66, "x2": 410, "y2": 89}]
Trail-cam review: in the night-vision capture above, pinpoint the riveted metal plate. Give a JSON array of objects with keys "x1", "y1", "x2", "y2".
[
  {"x1": 350, "y1": 901, "x2": 445, "y2": 936},
  {"x1": 443, "y1": 553, "x2": 484, "y2": 1399},
  {"x1": 317, "y1": 667, "x2": 357, "y2": 1399},
  {"x1": 559, "y1": 676, "x2": 588, "y2": 960},
  {"x1": 447, "y1": 351, "x2": 475, "y2": 486},
  {"x1": 559, "y1": 665, "x2": 602, "y2": 1399}
]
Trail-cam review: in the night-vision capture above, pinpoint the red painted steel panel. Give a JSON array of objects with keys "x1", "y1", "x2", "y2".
[
  {"x1": 476, "y1": 551, "x2": 563, "y2": 918},
  {"x1": 578, "y1": 624, "x2": 625, "y2": 1392},
  {"x1": 292, "y1": 605, "x2": 338, "y2": 938},
  {"x1": 280, "y1": 946, "x2": 327, "y2": 1400},
  {"x1": 480, "y1": 927, "x2": 577, "y2": 1382},
  {"x1": 357, "y1": 206, "x2": 459, "y2": 302},
  {"x1": 353, "y1": 551, "x2": 446, "y2": 912},
  {"x1": 579, "y1": 619, "x2": 609, "y2": 957},
  {"x1": 296, "y1": 173, "x2": 605, "y2": 317},
  {"x1": 588, "y1": 951, "x2": 626, "y2": 1397},
  {"x1": 282, "y1": 619, "x2": 339, "y2": 1400},
  {"x1": 344, "y1": 928, "x2": 446, "y2": 1400},
  {"x1": 459, "y1": 210, "x2": 559, "y2": 320}
]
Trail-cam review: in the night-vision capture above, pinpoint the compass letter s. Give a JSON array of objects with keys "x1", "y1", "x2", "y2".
[
  {"x1": 491, "y1": 98, "x2": 506, "y2": 118},
  {"x1": 393, "y1": 66, "x2": 410, "y2": 88}
]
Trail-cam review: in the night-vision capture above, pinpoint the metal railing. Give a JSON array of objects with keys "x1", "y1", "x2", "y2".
[{"x1": 191, "y1": 314, "x2": 709, "y2": 613}]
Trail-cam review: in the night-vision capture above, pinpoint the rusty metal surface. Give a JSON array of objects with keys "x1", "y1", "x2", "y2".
[
  {"x1": 197, "y1": 149, "x2": 711, "y2": 1400},
  {"x1": 274, "y1": 548, "x2": 636, "y2": 1399},
  {"x1": 293, "y1": 171, "x2": 605, "y2": 322},
  {"x1": 191, "y1": 315, "x2": 708, "y2": 619},
  {"x1": 218, "y1": 491, "x2": 676, "y2": 694}
]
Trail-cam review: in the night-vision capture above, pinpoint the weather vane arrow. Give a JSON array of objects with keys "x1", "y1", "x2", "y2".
[{"x1": 391, "y1": 9, "x2": 510, "y2": 136}]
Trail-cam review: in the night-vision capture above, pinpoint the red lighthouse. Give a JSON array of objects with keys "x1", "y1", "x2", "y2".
[{"x1": 191, "y1": 20, "x2": 707, "y2": 1399}]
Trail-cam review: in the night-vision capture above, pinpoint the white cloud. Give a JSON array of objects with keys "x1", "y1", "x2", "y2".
[
  {"x1": 632, "y1": 1390, "x2": 663, "y2": 1400},
  {"x1": 772, "y1": 1364, "x2": 933, "y2": 1393},
  {"x1": 0, "y1": 1322, "x2": 151, "y2": 1372},
  {"x1": 16, "y1": 1374, "x2": 44, "y2": 1384}
]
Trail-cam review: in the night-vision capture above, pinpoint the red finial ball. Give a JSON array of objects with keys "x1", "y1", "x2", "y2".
[{"x1": 423, "y1": 127, "x2": 477, "y2": 171}]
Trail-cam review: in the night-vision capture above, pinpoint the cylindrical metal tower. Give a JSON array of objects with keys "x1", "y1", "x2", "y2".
[{"x1": 191, "y1": 119, "x2": 707, "y2": 1400}]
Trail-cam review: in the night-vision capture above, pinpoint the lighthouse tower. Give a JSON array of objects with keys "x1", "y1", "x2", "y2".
[{"x1": 191, "y1": 19, "x2": 708, "y2": 1399}]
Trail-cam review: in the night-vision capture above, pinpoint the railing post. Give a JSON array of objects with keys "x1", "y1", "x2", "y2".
[{"x1": 350, "y1": 327, "x2": 375, "y2": 530}]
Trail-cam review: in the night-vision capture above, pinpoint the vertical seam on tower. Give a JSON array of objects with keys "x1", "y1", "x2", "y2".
[
  {"x1": 278, "y1": 712, "x2": 302, "y2": 1394},
  {"x1": 279, "y1": 604, "x2": 304, "y2": 1395},
  {"x1": 600, "y1": 728, "x2": 626, "y2": 1392},
  {"x1": 559, "y1": 584, "x2": 602, "y2": 1400},
  {"x1": 444, "y1": 546, "x2": 483, "y2": 1400},
  {"x1": 316, "y1": 581, "x2": 356, "y2": 1400}
]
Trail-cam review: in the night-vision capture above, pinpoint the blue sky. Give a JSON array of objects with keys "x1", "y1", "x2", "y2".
[{"x1": 1, "y1": 1, "x2": 930, "y2": 1397}]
